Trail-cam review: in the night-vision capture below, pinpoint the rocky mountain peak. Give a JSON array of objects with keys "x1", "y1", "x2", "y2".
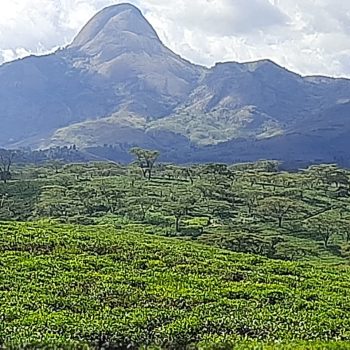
[{"x1": 69, "y1": 3, "x2": 160, "y2": 54}]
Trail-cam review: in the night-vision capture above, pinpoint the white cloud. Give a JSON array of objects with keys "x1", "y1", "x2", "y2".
[
  {"x1": 146, "y1": 0, "x2": 289, "y2": 36},
  {"x1": 0, "y1": 0, "x2": 350, "y2": 78}
]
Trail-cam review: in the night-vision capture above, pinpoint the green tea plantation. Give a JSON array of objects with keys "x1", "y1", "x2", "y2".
[{"x1": 1, "y1": 221, "x2": 350, "y2": 349}]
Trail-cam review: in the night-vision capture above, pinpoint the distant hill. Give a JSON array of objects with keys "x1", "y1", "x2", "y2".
[{"x1": 1, "y1": 3, "x2": 350, "y2": 165}]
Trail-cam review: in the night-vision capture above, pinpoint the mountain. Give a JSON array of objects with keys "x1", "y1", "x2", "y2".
[
  {"x1": 66, "y1": 4, "x2": 202, "y2": 116},
  {"x1": 1, "y1": 3, "x2": 350, "y2": 166},
  {"x1": 0, "y1": 3, "x2": 201, "y2": 146}
]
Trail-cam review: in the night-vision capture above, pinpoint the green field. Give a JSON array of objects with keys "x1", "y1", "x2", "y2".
[
  {"x1": 1, "y1": 156, "x2": 350, "y2": 348},
  {"x1": 1, "y1": 221, "x2": 350, "y2": 349}
]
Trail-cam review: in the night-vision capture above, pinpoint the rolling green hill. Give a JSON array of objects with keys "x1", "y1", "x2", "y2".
[
  {"x1": 0, "y1": 159, "x2": 350, "y2": 348},
  {"x1": 1, "y1": 221, "x2": 350, "y2": 349}
]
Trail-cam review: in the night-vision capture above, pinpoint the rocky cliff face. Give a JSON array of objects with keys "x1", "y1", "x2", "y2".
[
  {"x1": 1, "y1": 3, "x2": 350, "y2": 165},
  {"x1": 65, "y1": 3, "x2": 202, "y2": 116}
]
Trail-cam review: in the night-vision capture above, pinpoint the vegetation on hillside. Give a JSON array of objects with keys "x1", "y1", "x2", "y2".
[
  {"x1": 2, "y1": 156, "x2": 350, "y2": 263},
  {"x1": 1, "y1": 152, "x2": 350, "y2": 348}
]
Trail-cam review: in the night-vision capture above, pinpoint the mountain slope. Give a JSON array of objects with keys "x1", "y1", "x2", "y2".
[
  {"x1": 147, "y1": 61, "x2": 350, "y2": 149},
  {"x1": 0, "y1": 3, "x2": 202, "y2": 146}
]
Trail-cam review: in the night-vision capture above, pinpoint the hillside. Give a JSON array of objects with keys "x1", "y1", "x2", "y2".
[
  {"x1": 1, "y1": 3, "x2": 350, "y2": 164},
  {"x1": 1, "y1": 221, "x2": 350, "y2": 349},
  {"x1": 3, "y1": 160, "x2": 350, "y2": 264},
  {"x1": 0, "y1": 159, "x2": 350, "y2": 348}
]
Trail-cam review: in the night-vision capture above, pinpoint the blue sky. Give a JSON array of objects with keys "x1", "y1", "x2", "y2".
[{"x1": 0, "y1": 0, "x2": 350, "y2": 77}]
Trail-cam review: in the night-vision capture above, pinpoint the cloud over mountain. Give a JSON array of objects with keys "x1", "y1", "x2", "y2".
[{"x1": 0, "y1": 0, "x2": 349, "y2": 77}]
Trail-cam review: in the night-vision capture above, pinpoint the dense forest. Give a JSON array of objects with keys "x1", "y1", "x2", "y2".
[{"x1": 1, "y1": 148, "x2": 350, "y2": 348}]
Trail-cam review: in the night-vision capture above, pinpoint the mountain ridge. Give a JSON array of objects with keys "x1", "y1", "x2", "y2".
[{"x1": 1, "y1": 3, "x2": 350, "y2": 165}]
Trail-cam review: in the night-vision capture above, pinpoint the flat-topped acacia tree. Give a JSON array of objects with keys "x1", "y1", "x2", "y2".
[
  {"x1": 258, "y1": 196, "x2": 304, "y2": 228},
  {"x1": 130, "y1": 147, "x2": 160, "y2": 180},
  {"x1": 304, "y1": 211, "x2": 344, "y2": 248}
]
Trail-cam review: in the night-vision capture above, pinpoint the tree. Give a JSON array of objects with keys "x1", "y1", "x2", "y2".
[
  {"x1": 255, "y1": 160, "x2": 281, "y2": 172},
  {"x1": 258, "y1": 197, "x2": 303, "y2": 228},
  {"x1": 181, "y1": 167, "x2": 196, "y2": 185},
  {"x1": 304, "y1": 211, "x2": 342, "y2": 248},
  {"x1": 193, "y1": 179, "x2": 236, "y2": 223},
  {"x1": 169, "y1": 201, "x2": 187, "y2": 232},
  {"x1": 127, "y1": 165, "x2": 143, "y2": 187},
  {"x1": 35, "y1": 185, "x2": 71, "y2": 219},
  {"x1": 305, "y1": 164, "x2": 349, "y2": 191},
  {"x1": 163, "y1": 191, "x2": 199, "y2": 232},
  {"x1": 130, "y1": 148, "x2": 160, "y2": 180},
  {"x1": 240, "y1": 190, "x2": 263, "y2": 215},
  {"x1": 0, "y1": 149, "x2": 16, "y2": 184},
  {"x1": 47, "y1": 160, "x2": 64, "y2": 174},
  {"x1": 340, "y1": 215, "x2": 350, "y2": 242},
  {"x1": 127, "y1": 185, "x2": 157, "y2": 221}
]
